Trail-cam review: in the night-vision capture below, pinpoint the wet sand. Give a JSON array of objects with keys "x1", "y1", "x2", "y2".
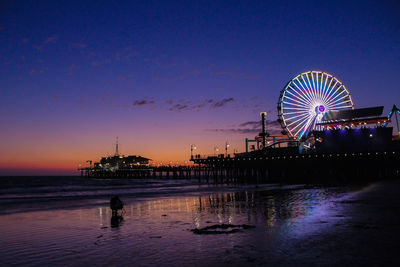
[{"x1": 0, "y1": 180, "x2": 400, "y2": 266}]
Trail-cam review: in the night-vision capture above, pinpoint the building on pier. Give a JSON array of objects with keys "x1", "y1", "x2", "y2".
[
  {"x1": 94, "y1": 155, "x2": 150, "y2": 171},
  {"x1": 79, "y1": 138, "x2": 151, "y2": 178}
]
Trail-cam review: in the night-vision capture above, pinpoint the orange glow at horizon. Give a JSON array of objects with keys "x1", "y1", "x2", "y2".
[{"x1": 0, "y1": 127, "x2": 253, "y2": 174}]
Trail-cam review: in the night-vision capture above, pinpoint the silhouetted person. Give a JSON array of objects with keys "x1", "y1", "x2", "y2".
[{"x1": 110, "y1": 195, "x2": 124, "y2": 216}]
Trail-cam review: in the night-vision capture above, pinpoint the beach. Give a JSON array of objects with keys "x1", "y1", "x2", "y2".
[{"x1": 1, "y1": 177, "x2": 400, "y2": 266}]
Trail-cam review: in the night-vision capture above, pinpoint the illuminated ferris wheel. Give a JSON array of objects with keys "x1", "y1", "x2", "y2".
[{"x1": 278, "y1": 71, "x2": 354, "y2": 140}]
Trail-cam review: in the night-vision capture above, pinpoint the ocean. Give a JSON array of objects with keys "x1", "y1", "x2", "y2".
[{"x1": 0, "y1": 176, "x2": 399, "y2": 266}]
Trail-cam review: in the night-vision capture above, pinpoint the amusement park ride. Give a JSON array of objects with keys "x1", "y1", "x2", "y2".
[{"x1": 245, "y1": 70, "x2": 400, "y2": 153}]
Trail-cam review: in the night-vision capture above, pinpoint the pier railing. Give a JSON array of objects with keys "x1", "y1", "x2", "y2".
[{"x1": 192, "y1": 154, "x2": 238, "y2": 160}]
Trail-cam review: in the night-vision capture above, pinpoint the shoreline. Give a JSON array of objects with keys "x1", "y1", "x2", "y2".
[{"x1": 0, "y1": 180, "x2": 307, "y2": 215}]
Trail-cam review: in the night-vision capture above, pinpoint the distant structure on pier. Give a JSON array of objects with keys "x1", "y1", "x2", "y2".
[{"x1": 79, "y1": 138, "x2": 151, "y2": 178}]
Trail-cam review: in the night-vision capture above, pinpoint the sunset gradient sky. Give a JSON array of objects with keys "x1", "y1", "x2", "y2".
[{"x1": 1, "y1": 0, "x2": 399, "y2": 175}]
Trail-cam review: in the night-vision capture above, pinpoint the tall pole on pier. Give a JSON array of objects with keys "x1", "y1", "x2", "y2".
[
  {"x1": 214, "y1": 146, "x2": 219, "y2": 156},
  {"x1": 393, "y1": 105, "x2": 400, "y2": 137},
  {"x1": 225, "y1": 142, "x2": 229, "y2": 157},
  {"x1": 260, "y1": 112, "x2": 267, "y2": 149},
  {"x1": 86, "y1": 160, "x2": 92, "y2": 168},
  {"x1": 190, "y1": 144, "x2": 196, "y2": 159},
  {"x1": 115, "y1": 136, "x2": 120, "y2": 156}
]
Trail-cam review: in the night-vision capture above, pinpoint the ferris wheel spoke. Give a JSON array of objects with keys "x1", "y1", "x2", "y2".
[
  {"x1": 304, "y1": 74, "x2": 318, "y2": 100},
  {"x1": 283, "y1": 110, "x2": 309, "y2": 117},
  {"x1": 282, "y1": 97, "x2": 310, "y2": 108},
  {"x1": 282, "y1": 103, "x2": 310, "y2": 110},
  {"x1": 315, "y1": 72, "x2": 323, "y2": 100},
  {"x1": 283, "y1": 108, "x2": 309, "y2": 115},
  {"x1": 336, "y1": 105, "x2": 354, "y2": 109},
  {"x1": 311, "y1": 72, "x2": 317, "y2": 98},
  {"x1": 327, "y1": 88, "x2": 348, "y2": 107},
  {"x1": 327, "y1": 103, "x2": 353, "y2": 110},
  {"x1": 283, "y1": 107, "x2": 311, "y2": 111},
  {"x1": 294, "y1": 117, "x2": 313, "y2": 137},
  {"x1": 314, "y1": 72, "x2": 321, "y2": 100},
  {"x1": 321, "y1": 82, "x2": 335, "y2": 104},
  {"x1": 310, "y1": 72, "x2": 320, "y2": 101},
  {"x1": 282, "y1": 111, "x2": 308, "y2": 116},
  {"x1": 297, "y1": 76, "x2": 311, "y2": 99},
  {"x1": 291, "y1": 79, "x2": 313, "y2": 103},
  {"x1": 330, "y1": 96, "x2": 351, "y2": 108},
  {"x1": 290, "y1": 81, "x2": 314, "y2": 104},
  {"x1": 283, "y1": 92, "x2": 310, "y2": 107},
  {"x1": 284, "y1": 113, "x2": 309, "y2": 122},
  {"x1": 313, "y1": 72, "x2": 322, "y2": 101},
  {"x1": 282, "y1": 103, "x2": 309, "y2": 111},
  {"x1": 320, "y1": 73, "x2": 330, "y2": 99},
  {"x1": 318, "y1": 72, "x2": 326, "y2": 100},
  {"x1": 321, "y1": 76, "x2": 335, "y2": 103},
  {"x1": 327, "y1": 84, "x2": 344, "y2": 102},
  {"x1": 285, "y1": 92, "x2": 311, "y2": 108},
  {"x1": 290, "y1": 121, "x2": 307, "y2": 137},
  {"x1": 286, "y1": 114, "x2": 311, "y2": 128},
  {"x1": 325, "y1": 99, "x2": 343, "y2": 109},
  {"x1": 329, "y1": 88, "x2": 348, "y2": 103},
  {"x1": 330, "y1": 99, "x2": 352, "y2": 107},
  {"x1": 323, "y1": 80, "x2": 338, "y2": 103},
  {"x1": 297, "y1": 76, "x2": 316, "y2": 102},
  {"x1": 290, "y1": 115, "x2": 311, "y2": 133}
]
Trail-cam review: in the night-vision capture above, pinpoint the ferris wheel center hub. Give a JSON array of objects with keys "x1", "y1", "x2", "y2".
[{"x1": 316, "y1": 105, "x2": 325, "y2": 113}]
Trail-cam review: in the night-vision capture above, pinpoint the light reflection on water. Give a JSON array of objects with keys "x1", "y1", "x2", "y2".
[{"x1": 0, "y1": 186, "x2": 351, "y2": 266}]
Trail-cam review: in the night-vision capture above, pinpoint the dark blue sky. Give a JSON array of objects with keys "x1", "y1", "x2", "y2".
[{"x1": 0, "y1": 0, "x2": 399, "y2": 172}]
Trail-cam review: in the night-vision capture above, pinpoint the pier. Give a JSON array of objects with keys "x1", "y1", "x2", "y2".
[
  {"x1": 79, "y1": 148, "x2": 400, "y2": 184},
  {"x1": 190, "y1": 150, "x2": 400, "y2": 184},
  {"x1": 80, "y1": 166, "x2": 198, "y2": 180}
]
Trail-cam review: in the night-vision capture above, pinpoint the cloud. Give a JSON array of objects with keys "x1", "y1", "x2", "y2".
[
  {"x1": 166, "y1": 97, "x2": 235, "y2": 112},
  {"x1": 133, "y1": 99, "x2": 155, "y2": 106},
  {"x1": 265, "y1": 120, "x2": 283, "y2": 134},
  {"x1": 211, "y1": 98, "x2": 234, "y2": 108},
  {"x1": 169, "y1": 104, "x2": 189, "y2": 111},
  {"x1": 239, "y1": 121, "x2": 259, "y2": 128},
  {"x1": 206, "y1": 128, "x2": 260, "y2": 134},
  {"x1": 207, "y1": 119, "x2": 283, "y2": 135}
]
